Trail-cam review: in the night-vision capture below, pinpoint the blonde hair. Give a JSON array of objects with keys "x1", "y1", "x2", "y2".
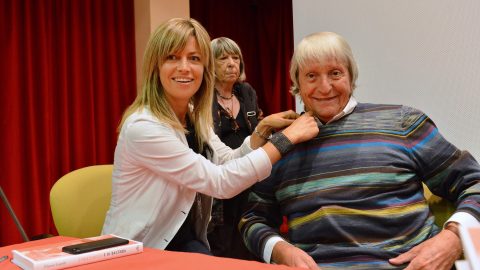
[
  {"x1": 211, "y1": 37, "x2": 246, "y2": 82},
  {"x1": 290, "y1": 32, "x2": 358, "y2": 95},
  {"x1": 119, "y1": 18, "x2": 214, "y2": 152}
]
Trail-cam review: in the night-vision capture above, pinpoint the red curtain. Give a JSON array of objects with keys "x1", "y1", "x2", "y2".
[
  {"x1": 0, "y1": 0, "x2": 137, "y2": 245},
  {"x1": 190, "y1": 0, "x2": 294, "y2": 115}
]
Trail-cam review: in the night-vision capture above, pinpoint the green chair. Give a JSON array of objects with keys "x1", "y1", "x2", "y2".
[{"x1": 423, "y1": 183, "x2": 455, "y2": 227}]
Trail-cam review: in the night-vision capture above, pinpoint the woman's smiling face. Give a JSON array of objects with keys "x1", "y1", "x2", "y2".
[{"x1": 160, "y1": 36, "x2": 204, "y2": 106}]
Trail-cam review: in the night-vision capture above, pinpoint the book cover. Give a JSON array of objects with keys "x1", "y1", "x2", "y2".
[
  {"x1": 11, "y1": 234, "x2": 143, "y2": 270},
  {"x1": 460, "y1": 226, "x2": 480, "y2": 270}
]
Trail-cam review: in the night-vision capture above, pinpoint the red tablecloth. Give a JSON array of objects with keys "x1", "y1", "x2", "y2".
[{"x1": 0, "y1": 236, "x2": 301, "y2": 270}]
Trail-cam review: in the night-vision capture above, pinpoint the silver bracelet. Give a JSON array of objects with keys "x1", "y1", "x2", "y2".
[
  {"x1": 270, "y1": 132, "x2": 294, "y2": 156},
  {"x1": 254, "y1": 127, "x2": 272, "y2": 141}
]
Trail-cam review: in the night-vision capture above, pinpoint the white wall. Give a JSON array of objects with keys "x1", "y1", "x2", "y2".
[{"x1": 293, "y1": 0, "x2": 480, "y2": 160}]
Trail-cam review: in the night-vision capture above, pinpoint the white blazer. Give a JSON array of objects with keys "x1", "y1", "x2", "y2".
[{"x1": 101, "y1": 108, "x2": 271, "y2": 249}]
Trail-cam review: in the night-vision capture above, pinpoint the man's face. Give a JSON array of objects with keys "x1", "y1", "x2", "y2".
[{"x1": 298, "y1": 57, "x2": 352, "y2": 123}]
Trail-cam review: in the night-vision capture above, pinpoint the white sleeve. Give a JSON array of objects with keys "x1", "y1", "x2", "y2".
[
  {"x1": 124, "y1": 119, "x2": 271, "y2": 199},
  {"x1": 445, "y1": 212, "x2": 480, "y2": 228},
  {"x1": 263, "y1": 236, "x2": 286, "y2": 263},
  {"x1": 208, "y1": 131, "x2": 254, "y2": 164}
]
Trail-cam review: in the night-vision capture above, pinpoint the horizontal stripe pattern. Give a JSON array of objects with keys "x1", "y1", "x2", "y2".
[{"x1": 240, "y1": 103, "x2": 480, "y2": 269}]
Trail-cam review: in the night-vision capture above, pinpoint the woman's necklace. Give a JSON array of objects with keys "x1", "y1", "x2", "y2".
[
  {"x1": 216, "y1": 90, "x2": 234, "y2": 100},
  {"x1": 226, "y1": 97, "x2": 235, "y2": 116},
  {"x1": 218, "y1": 95, "x2": 235, "y2": 118},
  {"x1": 217, "y1": 95, "x2": 239, "y2": 132}
]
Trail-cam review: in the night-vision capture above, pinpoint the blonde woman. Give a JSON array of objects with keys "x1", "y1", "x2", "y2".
[{"x1": 101, "y1": 18, "x2": 318, "y2": 254}]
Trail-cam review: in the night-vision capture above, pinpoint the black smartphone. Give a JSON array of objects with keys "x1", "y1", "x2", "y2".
[{"x1": 62, "y1": 236, "x2": 129, "y2": 255}]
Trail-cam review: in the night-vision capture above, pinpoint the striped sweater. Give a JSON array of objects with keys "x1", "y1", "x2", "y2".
[{"x1": 240, "y1": 103, "x2": 480, "y2": 270}]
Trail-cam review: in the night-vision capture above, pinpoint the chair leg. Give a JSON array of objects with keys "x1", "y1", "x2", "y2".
[{"x1": 0, "y1": 186, "x2": 30, "y2": 242}]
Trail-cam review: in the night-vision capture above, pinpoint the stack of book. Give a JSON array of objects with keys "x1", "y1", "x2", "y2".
[{"x1": 11, "y1": 234, "x2": 143, "y2": 270}]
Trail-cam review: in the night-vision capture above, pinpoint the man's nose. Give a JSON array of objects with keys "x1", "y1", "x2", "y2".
[{"x1": 317, "y1": 75, "x2": 332, "y2": 93}]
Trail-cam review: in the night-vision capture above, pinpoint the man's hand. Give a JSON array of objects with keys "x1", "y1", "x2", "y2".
[
  {"x1": 389, "y1": 223, "x2": 462, "y2": 270},
  {"x1": 271, "y1": 241, "x2": 321, "y2": 270}
]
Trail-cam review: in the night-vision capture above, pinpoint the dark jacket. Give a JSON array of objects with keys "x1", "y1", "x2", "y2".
[{"x1": 212, "y1": 82, "x2": 263, "y2": 137}]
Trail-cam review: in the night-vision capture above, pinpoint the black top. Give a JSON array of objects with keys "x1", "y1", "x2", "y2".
[
  {"x1": 213, "y1": 82, "x2": 263, "y2": 148},
  {"x1": 166, "y1": 118, "x2": 203, "y2": 251},
  {"x1": 208, "y1": 82, "x2": 264, "y2": 259},
  {"x1": 216, "y1": 106, "x2": 250, "y2": 149}
]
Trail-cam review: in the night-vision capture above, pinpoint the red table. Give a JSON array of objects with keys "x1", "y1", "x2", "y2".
[{"x1": 0, "y1": 236, "x2": 301, "y2": 270}]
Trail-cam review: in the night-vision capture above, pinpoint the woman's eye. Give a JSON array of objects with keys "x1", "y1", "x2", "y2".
[
  {"x1": 190, "y1": 55, "x2": 201, "y2": 62},
  {"x1": 166, "y1": 55, "x2": 177, "y2": 60}
]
